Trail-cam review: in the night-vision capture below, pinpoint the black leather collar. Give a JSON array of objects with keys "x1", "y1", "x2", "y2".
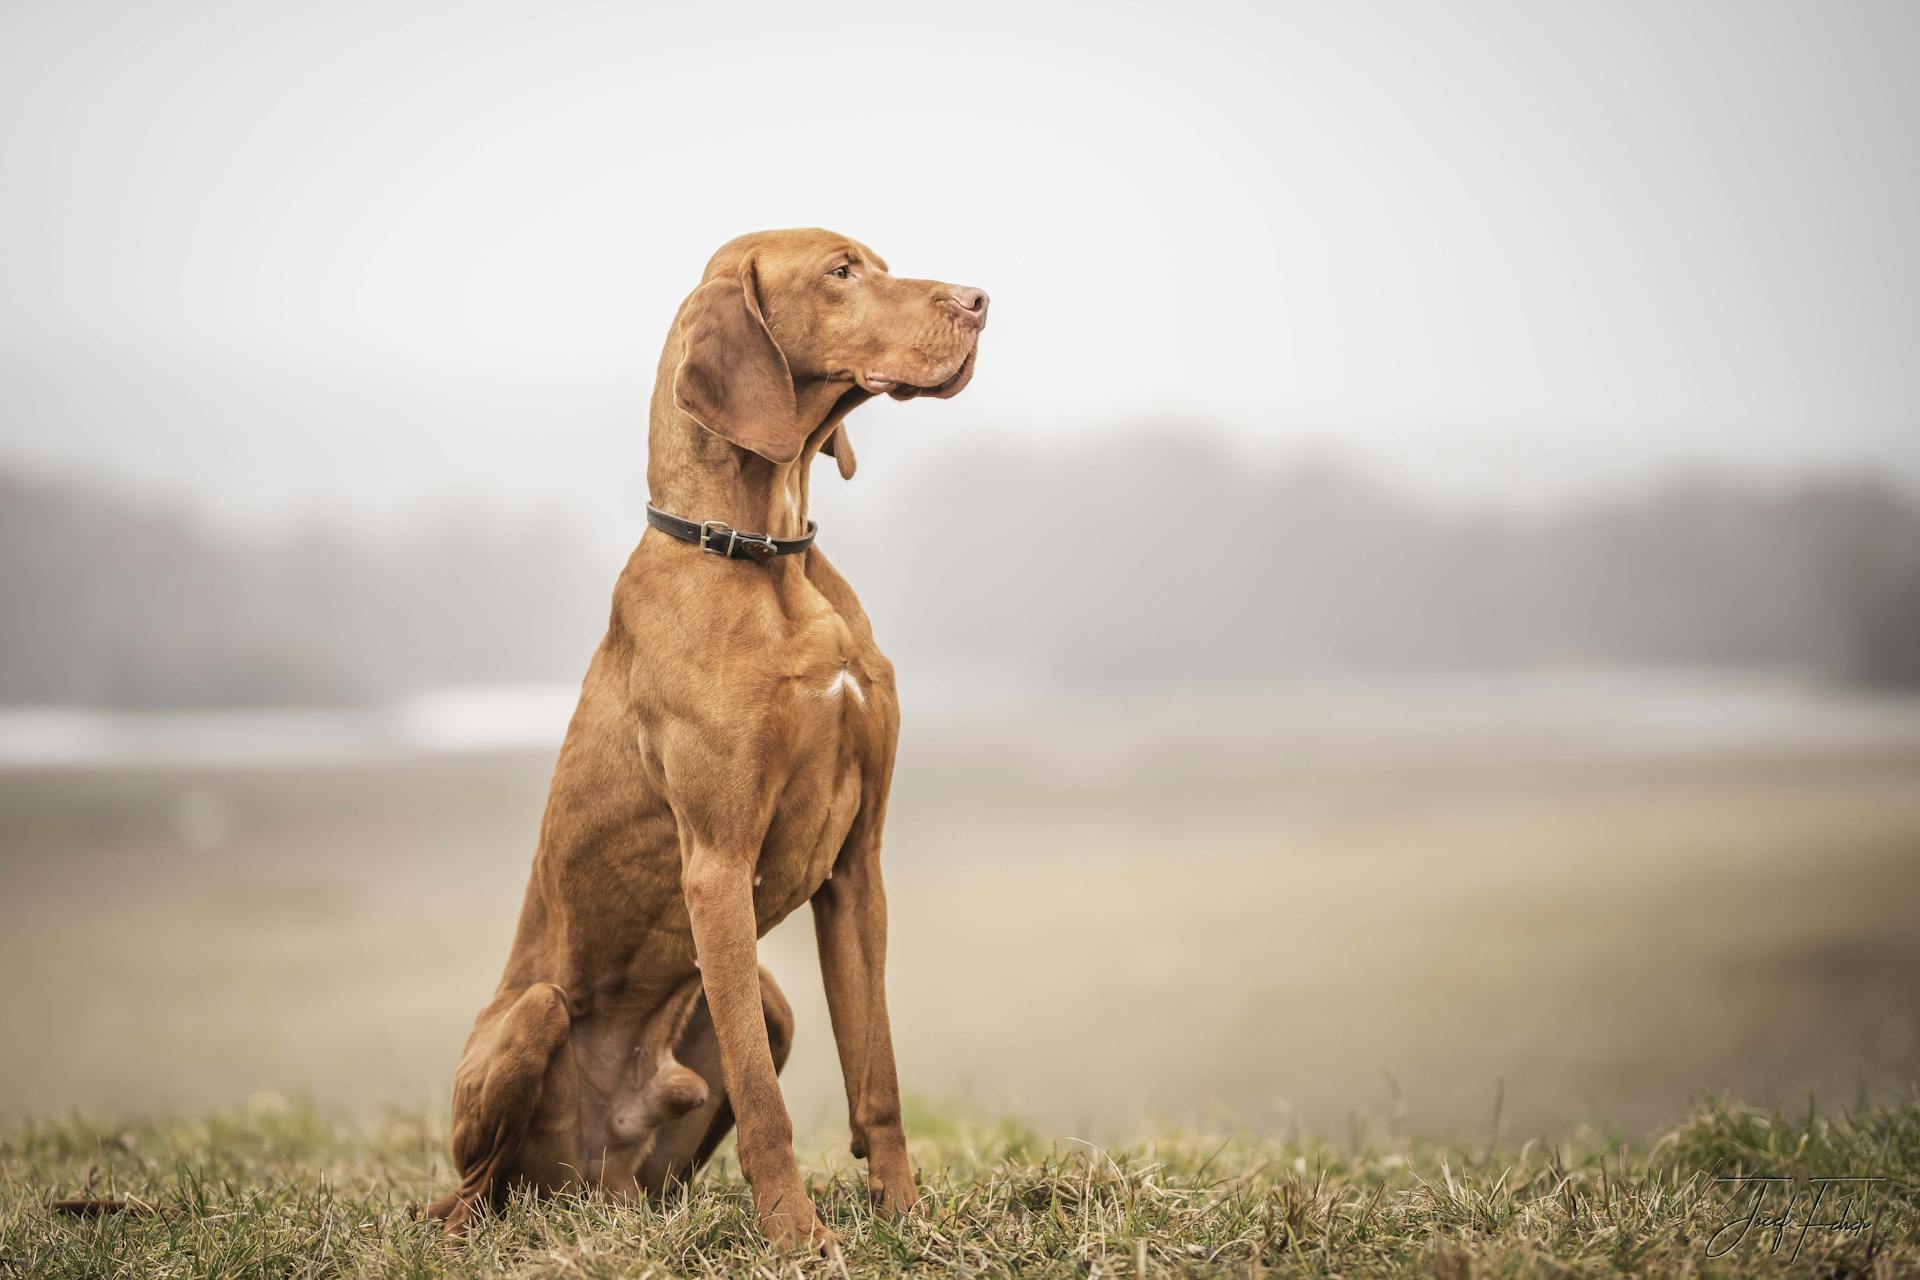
[{"x1": 645, "y1": 503, "x2": 817, "y2": 561}]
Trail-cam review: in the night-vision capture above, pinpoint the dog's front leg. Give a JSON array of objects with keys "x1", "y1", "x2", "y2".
[
  {"x1": 681, "y1": 846, "x2": 838, "y2": 1255},
  {"x1": 811, "y1": 804, "x2": 920, "y2": 1216}
]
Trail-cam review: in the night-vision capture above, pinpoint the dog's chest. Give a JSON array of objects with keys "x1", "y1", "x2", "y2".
[{"x1": 749, "y1": 608, "x2": 894, "y2": 930}]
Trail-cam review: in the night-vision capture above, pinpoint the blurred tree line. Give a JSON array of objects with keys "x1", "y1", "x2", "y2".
[{"x1": 2, "y1": 431, "x2": 1916, "y2": 708}]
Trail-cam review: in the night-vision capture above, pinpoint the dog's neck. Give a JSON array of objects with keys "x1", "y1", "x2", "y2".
[{"x1": 646, "y1": 379, "x2": 858, "y2": 542}]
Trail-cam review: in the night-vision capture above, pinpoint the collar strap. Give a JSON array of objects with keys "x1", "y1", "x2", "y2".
[{"x1": 645, "y1": 503, "x2": 817, "y2": 561}]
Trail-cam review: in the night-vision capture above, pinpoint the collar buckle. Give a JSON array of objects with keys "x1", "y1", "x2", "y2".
[
  {"x1": 651, "y1": 503, "x2": 813, "y2": 561},
  {"x1": 698, "y1": 520, "x2": 777, "y2": 558}
]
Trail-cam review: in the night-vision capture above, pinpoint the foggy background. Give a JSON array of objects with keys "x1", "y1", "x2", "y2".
[{"x1": 2, "y1": 0, "x2": 1917, "y2": 1145}]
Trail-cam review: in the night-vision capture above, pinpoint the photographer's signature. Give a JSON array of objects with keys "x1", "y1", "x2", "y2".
[{"x1": 1706, "y1": 1176, "x2": 1881, "y2": 1261}]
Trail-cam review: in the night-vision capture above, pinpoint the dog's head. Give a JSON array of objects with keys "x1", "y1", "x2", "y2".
[{"x1": 671, "y1": 228, "x2": 987, "y2": 475}]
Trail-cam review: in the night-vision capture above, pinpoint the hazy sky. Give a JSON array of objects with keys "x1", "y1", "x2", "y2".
[{"x1": 3, "y1": 0, "x2": 1916, "y2": 526}]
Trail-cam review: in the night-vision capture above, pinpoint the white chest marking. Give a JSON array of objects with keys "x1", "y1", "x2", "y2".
[{"x1": 821, "y1": 668, "x2": 866, "y2": 704}]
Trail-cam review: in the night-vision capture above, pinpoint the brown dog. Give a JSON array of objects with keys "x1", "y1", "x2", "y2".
[{"x1": 423, "y1": 229, "x2": 987, "y2": 1253}]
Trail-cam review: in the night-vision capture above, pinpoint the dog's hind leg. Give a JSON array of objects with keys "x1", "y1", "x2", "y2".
[
  {"x1": 637, "y1": 965, "x2": 795, "y2": 1193},
  {"x1": 423, "y1": 982, "x2": 573, "y2": 1235}
]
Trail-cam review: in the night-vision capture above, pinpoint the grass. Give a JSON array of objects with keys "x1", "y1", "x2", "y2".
[{"x1": 2, "y1": 1095, "x2": 1916, "y2": 1277}]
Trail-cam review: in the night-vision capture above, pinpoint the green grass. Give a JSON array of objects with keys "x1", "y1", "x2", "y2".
[{"x1": 2, "y1": 1095, "x2": 1915, "y2": 1277}]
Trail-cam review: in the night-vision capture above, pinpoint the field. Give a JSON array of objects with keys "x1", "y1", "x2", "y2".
[
  {"x1": 2, "y1": 674, "x2": 1919, "y2": 1273},
  {"x1": 2, "y1": 1096, "x2": 1917, "y2": 1276}
]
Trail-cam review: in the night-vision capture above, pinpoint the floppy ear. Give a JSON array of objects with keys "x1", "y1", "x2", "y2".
[
  {"x1": 672, "y1": 260, "x2": 806, "y2": 463},
  {"x1": 821, "y1": 425, "x2": 857, "y2": 479}
]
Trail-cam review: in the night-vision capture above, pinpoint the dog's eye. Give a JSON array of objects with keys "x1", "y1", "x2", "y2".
[{"x1": 828, "y1": 265, "x2": 852, "y2": 280}]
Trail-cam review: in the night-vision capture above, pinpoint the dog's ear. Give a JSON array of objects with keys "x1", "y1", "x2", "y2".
[
  {"x1": 821, "y1": 424, "x2": 856, "y2": 479},
  {"x1": 672, "y1": 260, "x2": 806, "y2": 464}
]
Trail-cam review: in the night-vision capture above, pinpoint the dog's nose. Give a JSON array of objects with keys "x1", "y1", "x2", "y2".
[{"x1": 948, "y1": 286, "x2": 989, "y2": 325}]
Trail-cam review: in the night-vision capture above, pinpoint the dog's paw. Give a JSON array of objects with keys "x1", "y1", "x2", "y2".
[
  {"x1": 867, "y1": 1160, "x2": 922, "y2": 1218},
  {"x1": 760, "y1": 1202, "x2": 840, "y2": 1257}
]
